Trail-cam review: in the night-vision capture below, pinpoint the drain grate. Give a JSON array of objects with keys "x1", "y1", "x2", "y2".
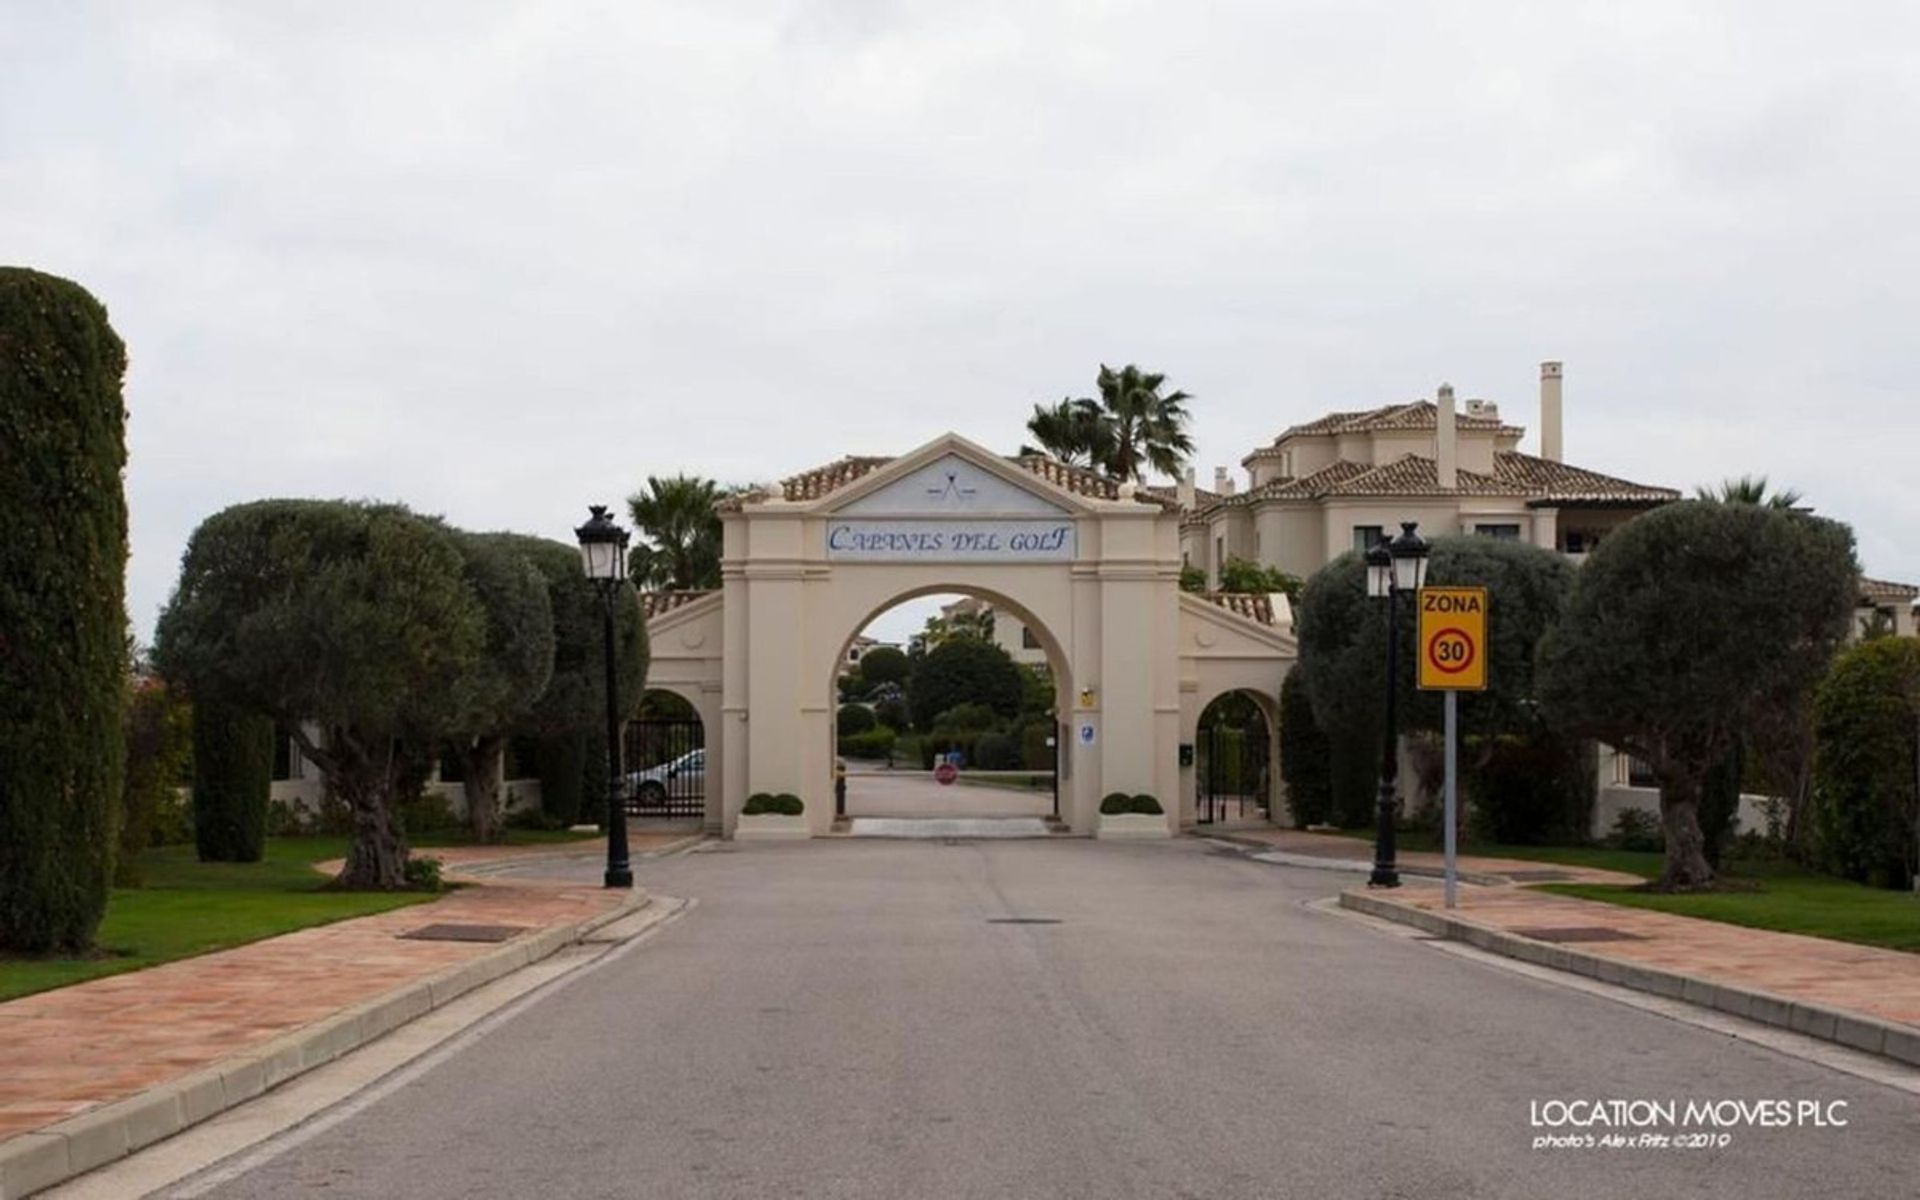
[
  {"x1": 988, "y1": 917, "x2": 1062, "y2": 925},
  {"x1": 1503, "y1": 869, "x2": 1578, "y2": 882},
  {"x1": 399, "y1": 923, "x2": 529, "y2": 943},
  {"x1": 1511, "y1": 925, "x2": 1645, "y2": 944}
]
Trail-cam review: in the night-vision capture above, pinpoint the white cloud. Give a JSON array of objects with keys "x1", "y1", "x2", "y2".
[{"x1": 2, "y1": 1, "x2": 1914, "y2": 637}]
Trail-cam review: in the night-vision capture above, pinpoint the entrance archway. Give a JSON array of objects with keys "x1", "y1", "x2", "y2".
[
  {"x1": 624, "y1": 688, "x2": 707, "y2": 820},
  {"x1": 831, "y1": 587, "x2": 1068, "y2": 825},
  {"x1": 635, "y1": 432, "x2": 1299, "y2": 838}
]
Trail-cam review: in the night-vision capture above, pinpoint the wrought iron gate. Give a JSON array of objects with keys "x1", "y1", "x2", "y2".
[
  {"x1": 623, "y1": 718, "x2": 706, "y2": 818},
  {"x1": 1196, "y1": 722, "x2": 1270, "y2": 826}
]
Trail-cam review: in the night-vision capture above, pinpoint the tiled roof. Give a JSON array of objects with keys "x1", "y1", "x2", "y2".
[
  {"x1": 1268, "y1": 401, "x2": 1522, "y2": 443},
  {"x1": 1860, "y1": 577, "x2": 1919, "y2": 605},
  {"x1": 1196, "y1": 592, "x2": 1277, "y2": 626},
  {"x1": 1220, "y1": 459, "x2": 1375, "y2": 505},
  {"x1": 638, "y1": 590, "x2": 718, "y2": 620},
  {"x1": 725, "y1": 450, "x2": 1176, "y2": 510},
  {"x1": 1318, "y1": 455, "x2": 1512, "y2": 497},
  {"x1": 1491, "y1": 452, "x2": 1679, "y2": 506}
]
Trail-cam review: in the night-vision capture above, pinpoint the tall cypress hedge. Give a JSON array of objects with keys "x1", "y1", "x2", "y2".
[
  {"x1": 192, "y1": 699, "x2": 274, "y2": 862},
  {"x1": 0, "y1": 268, "x2": 129, "y2": 953}
]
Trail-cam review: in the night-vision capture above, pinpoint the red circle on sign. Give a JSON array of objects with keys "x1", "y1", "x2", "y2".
[
  {"x1": 1426, "y1": 627, "x2": 1476, "y2": 675},
  {"x1": 934, "y1": 762, "x2": 958, "y2": 786}
]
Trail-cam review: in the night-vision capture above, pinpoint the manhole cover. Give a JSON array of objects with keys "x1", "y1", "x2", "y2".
[
  {"x1": 1504, "y1": 869, "x2": 1577, "y2": 882},
  {"x1": 988, "y1": 917, "x2": 1062, "y2": 925},
  {"x1": 1511, "y1": 925, "x2": 1645, "y2": 944},
  {"x1": 399, "y1": 923, "x2": 529, "y2": 943}
]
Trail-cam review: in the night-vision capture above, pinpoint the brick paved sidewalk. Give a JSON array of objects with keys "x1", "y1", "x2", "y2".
[
  {"x1": 1376, "y1": 883, "x2": 1920, "y2": 1031},
  {"x1": 0, "y1": 872, "x2": 630, "y2": 1146},
  {"x1": 1212, "y1": 826, "x2": 1643, "y2": 885}
]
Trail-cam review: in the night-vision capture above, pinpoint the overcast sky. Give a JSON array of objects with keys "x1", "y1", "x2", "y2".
[{"x1": 5, "y1": 1, "x2": 1915, "y2": 648}]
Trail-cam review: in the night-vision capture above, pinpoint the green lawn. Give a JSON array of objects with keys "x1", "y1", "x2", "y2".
[
  {"x1": 1545, "y1": 861, "x2": 1920, "y2": 954},
  {"x1": 1388, "y1": 830, "x2": 1666, "y2": 880},
  {"x1": 0, "y1": 838, "x2": 433, "y2": 1003}
]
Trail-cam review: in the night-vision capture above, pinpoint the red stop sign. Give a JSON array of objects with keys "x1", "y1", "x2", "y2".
[{"x1": 934, "y1": 762, "x2": 958, "y2": 786}]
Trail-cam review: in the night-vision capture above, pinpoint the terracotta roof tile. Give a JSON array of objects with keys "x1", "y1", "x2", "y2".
[
  {"x1": 1221, "y1": 459, "x2": 1375, "y2": 505},
  {"x1": 781, "y1": 455, "x2": 893, "y2": 502},
  {"x1": 1491, "y1": 452, "x2": 1679, "y2": 505},
  {"x1": 1318, "y1": 455, "x2": 1513, "y2": 497},
  {"x1": 638, "y1": 590, "x2": 718, "y2": 620},
  {"x1": 1271, "y1": 401, "x2": 1520, "y2": 442},
  {"x1": 1860, "y1": 577, "x2": 1919, "y2": 605}
]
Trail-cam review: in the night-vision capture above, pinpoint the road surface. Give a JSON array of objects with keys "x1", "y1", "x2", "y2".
[{"x1": 181, "y1": 838, "x2": 1919, "y2": 1199}]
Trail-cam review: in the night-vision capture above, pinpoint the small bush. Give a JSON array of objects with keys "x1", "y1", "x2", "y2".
[
  {"x1": 839, "y1": 726, "x2": 897, "y2": 760},
  {"x1": 396, "y1": 788, "x2": 459, "y2": 835},
  {"x1": 404, "y1": 855, "x2": 444, "y2": 892},
  {"x1": 838, "y1": 703, "x2": 876, "y2": 735},
  {"x1": 1129, "y1": 794, "x2": 1163, "y2": 815},
  {"x1": 119, "y1": 682, "x2": 194, "y2": 883},
  {"x1": 973, "y1": 731, "x2": 1022, "y2": 770},
  {"x1": 874, "y1": 697, "x2": 911, "y2": 732},
  {"x1": 1100, "y1": 792, "x2": 1133, "y2": 816},
  {"x1": 505, "y1": 806, "x2": 570, "y2": 831},
  {"x1": 743, "y1": 793, "x2": 804, "y2": 816},
  {"x1": 266, "y1": 799, "x2": 312, "y2": 837},
  {"x1": 1607, "y1": 808, "x2": 1665, "y2": 853},
  {"x1": 932, "y1": 702, "x2": 998, "y2": 733},
  {"x1": 1811, "y1": 637, "x2": 1920, "y2": 889}
]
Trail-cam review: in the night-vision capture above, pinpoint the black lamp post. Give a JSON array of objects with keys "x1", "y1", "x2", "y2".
[
  {"x1": 575, "y1": 504, "x2": 634, "y2": 890},
  {"x1": 1366, "y1": 521, "x2": 1430, "y2": 888}
]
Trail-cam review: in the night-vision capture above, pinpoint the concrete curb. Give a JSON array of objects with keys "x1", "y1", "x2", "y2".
[
  {"x1": 1200, "y1": 833, "x2": 1509, "y2": 888},
  {"x1": 0, "y1": 890, "x2": 650, "y2": 1200},
  {"x1": 1339, "y1": 889, "x2": 1920, "y2": 1070}
]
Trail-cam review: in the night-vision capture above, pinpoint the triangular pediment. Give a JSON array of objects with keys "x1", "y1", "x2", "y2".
[{"x1": 827, "y1": 437, "x2": 1081, "y2": 517}]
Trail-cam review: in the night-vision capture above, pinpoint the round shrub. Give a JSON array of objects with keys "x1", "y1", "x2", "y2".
[
  {"x1": 973, "y1": 731, "x2": 1022, "y2": 770},
  {"x1": 908, "y1": 637, "x2": 1025, "y2": 730},
  {"x1": 774, "y1": 793, "x2": 804, "y2": 816},
  {"x1": 838, "y1": 703, "x2": 876, "y2": 735},
  {"x1": 839, "y1": 726, "x2": 897, "y2": 760},
  {"x1": 1100, "y1": 792, "x2": 1133, "y2": 816},
  {"x1": 1811, "y1": 638, "x2": 1920, "y2": 889},
  {"x1": 192, "y1": 699, "x2": 275, "y2": 862},
  {"x1": 1129, "y1": 794, "x2": 1164, "y2": 815},
  {"x1": 873, "y1": 696, "x2": 911, "y2": 732},
  {"x1": 932, "y1": 702, "x2": 998, "y2": 733},
  {"x1": 0, "y1": 268, "x2": 128, "y2": 953},
  {"x1": 744, "y1": 792, "x2": 804, "y2": 816}
]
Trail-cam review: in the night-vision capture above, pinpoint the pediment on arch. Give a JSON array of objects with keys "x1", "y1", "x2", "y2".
[
  {"x1": 1179, "y1": 593, "x2": 1299, "y2": 659},
  {"x1": 819, "y1": 435, "x2": 1090, "y2": 517}
]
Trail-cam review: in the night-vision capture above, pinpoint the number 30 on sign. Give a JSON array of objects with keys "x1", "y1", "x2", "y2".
[{"x1": 1417, "y1": 587, "x2": 1488, "y2": 692}]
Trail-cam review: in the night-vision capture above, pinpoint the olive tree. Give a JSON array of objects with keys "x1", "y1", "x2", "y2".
[
  {"x1": 156, "y1": 500, "x2": 486, "y2": 888},
  {"x1": 1539, "y1": 501, "x2": 1857, "y2": 890},
  {"x1": 490, "y1": 535, "x2": 648, "y2": 826},
  {"x1": 444, "y1": 533, "x2": 555, "y2": 843}
]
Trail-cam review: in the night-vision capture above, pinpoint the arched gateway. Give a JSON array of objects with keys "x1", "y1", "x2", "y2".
[{"x1": 642, "y1": 433, "x2": 1298, "y2": 838}]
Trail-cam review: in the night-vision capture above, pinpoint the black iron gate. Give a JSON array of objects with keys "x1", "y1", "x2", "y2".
[
  {"x1": 1196, "y1": 722, "x2": 1270, "y2": 826},
  {"x1": 623, "y1": 718, "x2": 705, "y2": 818}
]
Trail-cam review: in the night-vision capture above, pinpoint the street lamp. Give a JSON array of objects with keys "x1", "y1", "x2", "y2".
[
  {"x1": 1368, "y1": 522, "x2": 1430, "y2": 888},
  {"x1": 575, "y1": 504, "x2": 634, "y2": 890}
]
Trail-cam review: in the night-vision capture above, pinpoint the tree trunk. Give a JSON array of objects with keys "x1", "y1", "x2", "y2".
[
  {"x1": 332, "y1": 750, "x2": 410, "y2": 890},
  {"x1": 1656, "y1": 775, "x2": 1716, "y2": 891},
  {"x1": 462, "y1": 735, "x2": 506, "y2": 845}
]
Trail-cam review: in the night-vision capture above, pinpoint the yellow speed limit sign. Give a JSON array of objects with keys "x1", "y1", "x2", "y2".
[{"x1": 1417, "y1": 586, "x2": 1488, "y2": 691}]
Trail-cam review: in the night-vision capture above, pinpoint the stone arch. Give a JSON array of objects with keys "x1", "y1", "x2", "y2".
[{"x1": 1187, "y1": 685, "x2": 1281, "y2": 827}]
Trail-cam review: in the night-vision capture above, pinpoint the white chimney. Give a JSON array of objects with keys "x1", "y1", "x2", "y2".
[
  {"x1": 1540, "y1": 361, "x2": 1564, "y2": 462},
  {"x1": 1178, "y1": 467, "x2": 1196, "y2": 510},
  {"x1": 1435, "y1": 382, "x2": 1458, "y2": 490},
  {"x1": 1214, "y1": 466, "x2": 1235, "y2": 496}
]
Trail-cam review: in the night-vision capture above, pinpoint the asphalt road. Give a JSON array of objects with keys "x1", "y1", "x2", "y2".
[{"x1": 187, "y1": 838, "x2": 1919, "y2": 1199}]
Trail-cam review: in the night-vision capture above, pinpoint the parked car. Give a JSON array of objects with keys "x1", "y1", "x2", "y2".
[{"x1": 627, "y1": 747, "x2": 704, "y2": 805}]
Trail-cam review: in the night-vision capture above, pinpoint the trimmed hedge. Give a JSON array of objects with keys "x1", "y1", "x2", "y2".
[
  {"x1": 1278, "y1": 671, "x2": 1332, "y2": 828},
  {"x1": 1811, "y1": 638, "x2": 1920, "y2": 889},
  {"x1": 1100, "y1": 792, "x2": 1133, "y2": 815},
  {"x1": 118, "y1": 682, "x2": 194, "y2": 884},
  {"x1": 839, "y1": 726, "x2": 897, "y2": 760},
  {"x1": 0, "y1": 268, "x2": 129, "y2": 952},
  {"x1": 536, "y1": 731, "x2": 587, "y2": 825},
  {"x1": 744, "y1": 792, "x2": 803, "y2": 816},
  {"x1": 192, "y1": 698, "x2": 274, "y2": 862},
  {"x1": 1129, "y1": 793, "x2": 1163, "y2": 815},
  {"x1": 838, "y1": 703, "x2": 876, "y2": 735}
]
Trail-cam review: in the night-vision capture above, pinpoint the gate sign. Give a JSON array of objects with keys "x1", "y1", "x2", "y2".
[{"x1": 1417, "y1": 586, "x2": 1488, "y2": 692}]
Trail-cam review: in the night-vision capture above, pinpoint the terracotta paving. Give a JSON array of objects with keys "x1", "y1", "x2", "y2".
[
  {"x1": 1382, "y1": 884, "x2": 1920, "y2": 1030},
  {"x1": 0, "y1": 875, "x2": 628, "y2": 1144},
  {"x1": 1216, "y1": 826, "x2": 1643, "y2": 885}
]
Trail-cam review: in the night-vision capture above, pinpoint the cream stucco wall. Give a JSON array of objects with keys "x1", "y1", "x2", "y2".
[{"x1": 645, "y1": 433, "x2": 1296, "y2": 839}]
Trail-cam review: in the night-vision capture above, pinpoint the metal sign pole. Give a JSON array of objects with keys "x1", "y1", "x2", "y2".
[{"x1": 1444, "y1": 690, "x2": 1459, "y2": 909}]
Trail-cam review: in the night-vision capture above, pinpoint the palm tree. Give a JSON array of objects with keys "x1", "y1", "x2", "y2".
[
  {"x1": 1023, "y1": 364, "x2": 1195, "y2": 482},
  {"x1": 1095, "y1": 363, "x2": 1195, "y2": 482},
  {"x1": 1695, "y1": 474, "x2": 1804, "y2": 509},
  {"x1": 1021, "y1": 398, "x2": 1113, "y2": 468},
  {"x1": 626, "y1": 475, "x2": 725, "y2": 591}
]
